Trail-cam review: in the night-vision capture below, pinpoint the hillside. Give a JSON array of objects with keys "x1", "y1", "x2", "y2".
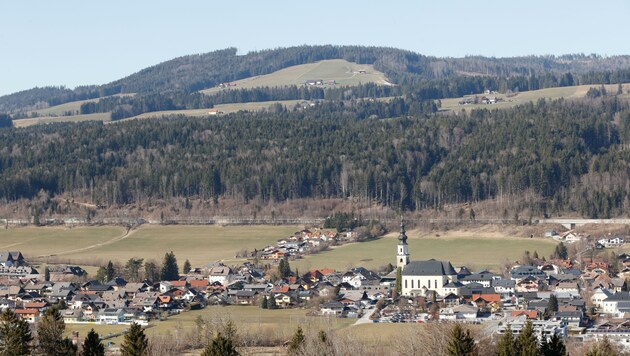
[
  {"x1": 4, "y1": 45, "x2": 630, "y2": 115},
  {"x1": 200, "y1": 59, "x2": 389, "y2": 94}
]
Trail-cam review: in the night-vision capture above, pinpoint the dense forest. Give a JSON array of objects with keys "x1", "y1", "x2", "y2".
[
  {"x1": 1, "y1": 96, "x2": 629, "y2": 218},
  {"x1": 4, "y1": 45, "x2": 630, "y2": 114}
]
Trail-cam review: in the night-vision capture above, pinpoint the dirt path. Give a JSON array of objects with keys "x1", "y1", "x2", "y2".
[{"x1": 36, "y1": 225, "x2": 140, "y2": 258}]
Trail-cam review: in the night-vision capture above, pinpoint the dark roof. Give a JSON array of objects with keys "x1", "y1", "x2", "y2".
[
  {"x1": 402, "y1": 260, "x2": 456, "y2": 277},
  {"x1": 605, "y1": 292, "x2": 630, "y2": 302}
]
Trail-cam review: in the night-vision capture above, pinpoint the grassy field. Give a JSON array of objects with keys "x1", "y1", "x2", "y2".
[
  {"x1": 440, "y1": 83, "x2": 630, "y2": 112},
  {"x1": 1, "y1": 224, "x2": 557, "y2": 272},
  {"x1": 122, "y1": 100, "x2": 303, "y2": 121},
  {"x1": 293, "y1": 229, "x2": 558, "y2": 272},
  {"x1": 200, "y1": 59, "x2": 389, "y2": 95},
  {"x1": 12, "y1": 113, "x2": 112, "y2": 128},
  {"x1": 91, "y1": 305, "x2": 354, "y2": 350},
  {"x1": 0, "y1": 226, "x2": 125, "y2": 259},
  {"x1": 21, "y1": 225, "x2": 299, "y2": 267}
]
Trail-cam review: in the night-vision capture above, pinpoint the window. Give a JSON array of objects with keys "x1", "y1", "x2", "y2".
[
  {"x1": 428, "y1": 280, "x2": 431, "y2": 289},
  {"x1": 405, "y1": 280, "x2": 407, "y2": 289},
  {"x1": 411, "y1": 280, "x2": 414, "y2": 289}
]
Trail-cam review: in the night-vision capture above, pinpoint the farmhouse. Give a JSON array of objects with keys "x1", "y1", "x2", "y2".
[{"x1": 396, "y1": 220, "x2": 459, "y2": 297}]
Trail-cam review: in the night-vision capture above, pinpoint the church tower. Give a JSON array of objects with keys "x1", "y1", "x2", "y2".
[{"x1": 396, "y1": 216, "x2": 410, "y2": 269}]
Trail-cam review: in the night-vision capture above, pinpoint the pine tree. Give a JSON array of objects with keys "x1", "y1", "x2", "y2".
[
  {"x1": 540, "y1": 333, "x2": 566, "y2": 356},
  {"x1": 545, "y1": 295, "x2": 558, "y2": 318},
  {"x1": 268, "y1": 295, "x2": 278, "y2": 309},
  {"x1": 446, "y1": 324, "x2": 477, "y2": 356},
  {"x1": 183, "y1": 259, "x2": 192, "y2": 274},
  {"x1": 278, "y1": 258, "x2": 291, "y2": 279},
  {"x1": 288, "y1": 326, "x2": 305, "y2": 355},
  {"x1": 200, "y1": 332, "x2": 239, "y2": 356},
  {"x1": 516, "y1": 320, "x2": 540, "y2": 356},
  {"x1": 44, "y1": 266, "x2": 50, "y2": 282},
  {"x1": 261, "y1": 296, "x2": 268, "y2": 309},
  {"x1": 95, "y1": 266, "x2": 108, "y2": 283},
  {"x1": 120, "y1": 322, "x2": 148, "y2": 356},
  {"x1": 160, "y1": 251, "x2": 179, "y2": 281},
  {"x1": 82, "y1": 329, "x2": 105, "y2": 356},
  {"x1": 0, "y1": 308, "x2": 33, "y2": 355},
  {"x1": 496, "y1": 325, "x2": 517, "y2": 356},
  {"x1": 123, "y1": 258, "x2": 144, "y2": 282},
  {"x1": 106, "y1": 260, "x2": 115, "y2": 281},
  {"x1": 554, "y1": 243, "x2": 568, "y2": 259},
  {"x1": 38, "y1": 307, "x2": 77, "y2": 356},
  {"x1": 144, "y1": 261, "x2": 160, "y2": 282}
]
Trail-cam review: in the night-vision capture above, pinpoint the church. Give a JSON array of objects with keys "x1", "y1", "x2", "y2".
[{"x1": 396, "y1": 219, "x2": 458, "y2": 297}]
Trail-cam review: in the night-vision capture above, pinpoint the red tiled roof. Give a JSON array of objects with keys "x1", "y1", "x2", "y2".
[
  {"x1": 167, "y1": 280, "x2": 187, "y2": 287},
  {"x1": 273, "y1": 285, "x2": 289, "y2": 293},
  {"x1": 472, "y1": 294, "x2": 501, "y2": 303},
  {"x1": 511, "y1": 310, "x2": 538, "y2": 319},
  {"x1": 15, "y1": 309, "x2": 38, "y2": 315},
  {"x1": 190, "y1": 280, "x2": 209, "y2": 288}
]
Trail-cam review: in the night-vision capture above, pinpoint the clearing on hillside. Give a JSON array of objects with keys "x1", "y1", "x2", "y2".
[
  {"x1": 440, "y1": 83, "x2": 630, "y2": 112},
  {"x1": 200, "y1": 59, "x2": 390, "y2": 95}
]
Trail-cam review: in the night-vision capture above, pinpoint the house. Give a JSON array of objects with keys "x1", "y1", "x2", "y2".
[
  {"x1": 207, "y1": 266, "x2": 233, "y2": 285},
  {"x1": 342, "y1": 268, "x2": 380, "y2": 288},
  {"x1": 560, "y1": 231, "x2": 582, "y2": 244},
  {"x1": 440, "y1": 304, "x2": 479, "y2": 321},
  {"x1": 14, "y1": 308, "x2": 39, "y2": 323},
  {"x1": 320, "y1": 301, "x2": 346, "y2": 316},
  {"x1": 97, "y1": 308, "x2": 125, "y2": 324},
  {"x1": 0, "y1": 251, "x2": 25, "y2": 267},
  {"x1": 274, "y1": 293, "x2": 293, "y2": 308},
  {"x1": 459, "y1": 271, "x2": 495, "y2": 287},
  {"x1": 511, "y1": 310, "x2": 539, "y2": 320},
  {"x1": 510, "y1": 266, "x2": 547, "y2": 281},
  {"x1": 516, "y1": 276, "x2": 541, "y2": 293},
  {"x1": 494, "y1": 279, "x2": 516, "y2": 298},
  {"x1": 230, "y1": 290, "x2": 257, "y2": 305},
  {"x1": 553, "y1": 282, "x2": 580, "y2": 297},
  {"x1": 602, "y1": 292, "x2": 630, "y2": 316}
]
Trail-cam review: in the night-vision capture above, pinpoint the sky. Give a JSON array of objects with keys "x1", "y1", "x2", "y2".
[{"x1": 1, "y1": 0, "x2": 629, "y2": 96}]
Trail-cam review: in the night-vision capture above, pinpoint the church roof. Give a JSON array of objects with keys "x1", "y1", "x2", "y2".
[{"x1": 402, "y1": 259, "x2": 457, "y2": 277}]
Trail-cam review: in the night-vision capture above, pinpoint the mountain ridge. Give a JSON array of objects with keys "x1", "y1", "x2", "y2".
[{"x1": 4, "y1": 45, "x2": 630, "y2": 113}]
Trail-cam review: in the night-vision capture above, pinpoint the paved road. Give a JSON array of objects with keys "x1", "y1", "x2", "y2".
[{"x1": 353, "y1": 308, "x2": 376, "y2": 326}]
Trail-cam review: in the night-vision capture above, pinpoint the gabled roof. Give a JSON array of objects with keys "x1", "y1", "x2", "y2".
[
  {"x1": 402, "y1": 260, "x2": 457, "y2": 276},
  {"x1": 604, "y1": 292, "x2": 630, "y2": 302}
]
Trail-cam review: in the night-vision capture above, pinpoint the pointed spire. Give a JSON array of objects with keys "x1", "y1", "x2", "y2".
[{"x1": 398, "y1": 215, "x2": 407, "y2": 244}]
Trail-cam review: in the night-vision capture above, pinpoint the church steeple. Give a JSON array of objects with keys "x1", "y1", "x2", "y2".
[{"x1": 396, "y1": 216, "x2": 410, "y2": 268}]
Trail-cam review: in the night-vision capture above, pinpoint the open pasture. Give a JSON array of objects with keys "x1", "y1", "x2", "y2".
[
  {"x1": 294, "y1": 228, "x2": 558, "y2": 272},
  {"x1": 200, "y1": 59, "x2": 389, "y2": 95},
  {"x1": 61, "y1": 224, "x2": 300, "y2": 267},
  {"x1": 440, "y1": 83, "x2": 630, "y2": 112}
]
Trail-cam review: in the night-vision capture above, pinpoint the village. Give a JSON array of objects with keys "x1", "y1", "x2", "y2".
[{"x1": 1, "y1": 224, "x2": 630, "y2": 350}]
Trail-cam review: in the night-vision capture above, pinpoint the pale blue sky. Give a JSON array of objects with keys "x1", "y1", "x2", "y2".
[{"x1": 1, "y1": 0, "x2": 629, "y2": 96}]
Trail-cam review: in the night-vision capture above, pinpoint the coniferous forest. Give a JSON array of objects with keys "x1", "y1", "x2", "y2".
[{"x1": 1, "y1": 96, "x2": 629, "y2": 218}]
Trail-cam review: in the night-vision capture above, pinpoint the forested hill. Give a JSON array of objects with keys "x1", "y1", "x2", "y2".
[
  {"x1": 1, "y1": 97, "x2": 629, "y2": 219},
  {"x1": 3, "y1": 45, "x2": 630, "y2": 112}
]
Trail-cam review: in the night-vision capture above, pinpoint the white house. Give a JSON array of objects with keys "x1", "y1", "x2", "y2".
[
  {"x1": 97, "y1": 308, "x2": 125, "y2": 324},
  {"x1": 602, "y1": 292, "x2": 630, "y2": 316}
]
